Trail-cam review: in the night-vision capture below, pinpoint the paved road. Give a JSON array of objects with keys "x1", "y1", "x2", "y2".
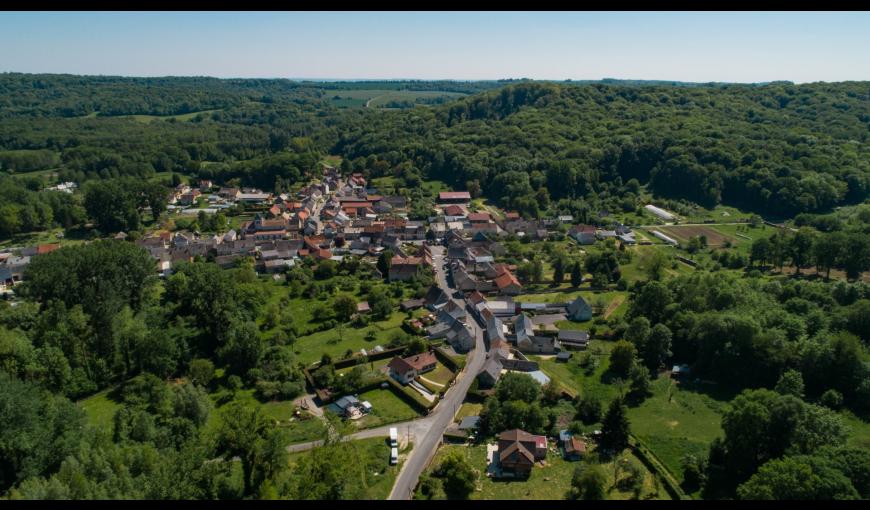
[
  {"x1": 284, "y1": 245, "x2": 488, "y2": 500},
  {"x1": 387, "y1": 245, "x2": 486, "y2": 500}
]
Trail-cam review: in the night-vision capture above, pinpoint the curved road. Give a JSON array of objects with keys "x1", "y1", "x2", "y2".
[{"x1": 285, "y1": 245, "x2": 487, "y2": 500}]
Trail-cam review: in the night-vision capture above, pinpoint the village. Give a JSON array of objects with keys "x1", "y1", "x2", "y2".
[{"x1": 0, "y1": 162, "x2": 701, "y2": 501}]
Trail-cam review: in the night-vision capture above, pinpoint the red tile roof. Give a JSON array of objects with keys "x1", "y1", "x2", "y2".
[
  {"x1": 443, "y1": 205, "x2": 465, "y2": 216},
  {"x1": 391, "y1": 256, "x2": 423, "y2": 267},
  {"x1": 494, "y1": 269, "x2": 521, "y2": 290},
  {"x1": 405, "y1": 352, "x2": 437, "y2": 371},
  {"x1": 36, "y1": 243, "x2": 61, "y2": 255},
  {"x1": 468, "y1": 212, "x2": 492, "y2": 223}
]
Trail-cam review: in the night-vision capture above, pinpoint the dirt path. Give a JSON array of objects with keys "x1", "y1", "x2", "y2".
[{"x1": 603, "y1": 295, "x2": 626, "y2": 319}]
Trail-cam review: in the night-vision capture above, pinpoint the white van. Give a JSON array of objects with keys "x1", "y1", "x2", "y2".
[
  {"x1": 390, "y1": 447, "x2": 398, "y2": 465},
  {"x1": 389, "y1": 427, "x2": 398, "y2": 447}
]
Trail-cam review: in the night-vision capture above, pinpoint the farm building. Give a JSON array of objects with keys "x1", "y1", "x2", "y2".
[
  {"x1": 644, "y1": 204, "x2": 676, "y2": 221},
  {"x1": 566, "y1": 296, "x2": 593, "y2": 322},
  {"x1": 651, "y1": 230, "x2": 679, "y2": 246},
  {"x1": 438, "y1": 191, "x2": 472, "y2": 203}
]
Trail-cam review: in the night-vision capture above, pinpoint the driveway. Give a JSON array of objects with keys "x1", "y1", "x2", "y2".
[{"x1": 530, "y1": 313, "x2": 566, "y2": 328}]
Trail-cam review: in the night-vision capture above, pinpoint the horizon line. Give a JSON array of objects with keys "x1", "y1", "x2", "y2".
[{"x1": 0, "y1": 70, "x2": 815, "y2": 85}]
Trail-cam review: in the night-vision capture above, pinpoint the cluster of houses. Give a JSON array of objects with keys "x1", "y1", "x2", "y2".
[
  {"x1": 131, "y1": 165, "x2": 440, "y2": 278},
  {"x1": 463, "y1": 290, "x2": 593, "y2": 390},
  {"x1": 569, "y1": 223, "x2": 637, "y2": 246},
  {"x1": 125, "y1": 165, "x2": 642, "y2": 282},
  {"x1": 0, "y1": 243, "x2": 60, "y2": 292},
  {"x1": 167, "y1": 180, "x2": 279, "y2": 213}
]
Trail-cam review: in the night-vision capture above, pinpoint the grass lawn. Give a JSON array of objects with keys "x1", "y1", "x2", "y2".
[
  {"x1": 424, "y1": 363, "x2": 456, "y2": 386},
  {"x1": 336, "y1": 357, "x2": 391, "y2": 376},
  {"x1": 841, "y1": 410, "x2": 870, "y2": 451},
  {"x1": 422, "y1": 442, "x2": 668, "y2": 500},
  {"x1": 204, "y1": 387, "x2": 327, "y2": 444},
  {"x1": 515, "y1": 289, "x2": 627, "y2": 317},
  {"x1": 371, "y1": 176, "x2": 398, "y2": 191},
  {"x1": 625, "y1": 376, "x2": 730, "y2": 490},
  {"x1": 292, "y1": 310, "x2": 409, "y2": 366},
  {"x1": 620, "y1": 245, "x2": 694, "y2": 282},
  {"x1": 0, "y1": 227, "x2": 87, "y2": 250},
  {"x1": 353, "y1": 388, "x2": 420, "y2": 429},
  {"x1": 532, "y1": 341, "x2": 619, "y2": 401},
  {"x1": 319, "y1": 155, "x2": 343, "y2": 167},
  {"x1": 78, "y1": 388, "x2": 123, "y2": 431},
  {"x1": 679, "y1": 205, "x2": 755, "y2": 224},
  {"x1": 456, "y1": 402, "x2": 484, "y2": 422},
  {"x1": 287, "y1": 436, "x2": 412, "y2": 499}
]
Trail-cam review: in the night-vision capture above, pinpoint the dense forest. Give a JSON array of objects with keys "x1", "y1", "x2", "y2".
[
  {"x1": 2, "y1": 75, "x2": 868, "y2": 223},
  {"x1": 336, "y1": 81, "x2": 870, "y2": 218}
]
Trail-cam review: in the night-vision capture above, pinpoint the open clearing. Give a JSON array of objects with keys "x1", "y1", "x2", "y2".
[
  {"x1": 651, "y1": 225, "x2": 738, "y2": 247},
  {"x1": 353, "y1": 388, "x2": 420, "y2": 429},
  {"x1": 324, "y1": 89, "x2": 467, "y2": 108}
]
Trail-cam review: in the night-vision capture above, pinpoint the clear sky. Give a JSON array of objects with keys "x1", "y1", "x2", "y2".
[{"x1": 1, "y1": 11, "x2": 868, "y2": 83}]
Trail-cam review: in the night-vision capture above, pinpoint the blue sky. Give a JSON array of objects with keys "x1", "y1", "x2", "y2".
[{"x1": 1, "y1": 12, "x2": 868, "y2": 83}]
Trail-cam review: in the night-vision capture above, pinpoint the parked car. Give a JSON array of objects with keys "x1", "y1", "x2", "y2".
[
  {"x1": 390, "y1": 427, "x2": 398, "y2": 448},
  {"x1": 390, "y1": 447, "x2": 398, "y2": 465}
]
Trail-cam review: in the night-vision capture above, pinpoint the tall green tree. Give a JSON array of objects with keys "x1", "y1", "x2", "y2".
[{"x1": 600, "y1": 397, "x2": 631, "y2": 452}]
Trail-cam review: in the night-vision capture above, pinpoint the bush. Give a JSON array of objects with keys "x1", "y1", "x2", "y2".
[
  {"x1": 820, "y1": 389, "x2": 844, "y2": 410},
  {"x1": 576, "y1": 395, "x2": 603, "y2": 424}
]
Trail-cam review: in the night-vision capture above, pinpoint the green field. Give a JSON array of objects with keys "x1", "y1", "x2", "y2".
[
  {"x1": 625, "y1": 376, "x2": 730, "y2": 490},
  {"x1": 532, "y1": 341, "x2": 619, "y2": 400},
  {"x1": 78, "y1": 388, "x2": 123, "y2": 431},
  {"x1": 0, "y1": 226, "x2": 86, "y2": 250},
  {"x1": 292, "y1": 310, "x2": 409, "y2": 366},
  {"x1": 353, "y1": 388, "x2": 420, "y2": 429},
  {"x1": 325, "y1": 89, "x2": 466, "y2": 109},
  {"x1": 99, "y1": 109, "x2": 222, "y2": 123},
  {"x1": 618, "y1": 245, "x2": 693, "y2": 282},
  {"x1": 368, "y1": 90, "x2": 467, "y2": 108}
]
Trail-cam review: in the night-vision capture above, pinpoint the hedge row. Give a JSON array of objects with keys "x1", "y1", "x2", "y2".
[{"x1": 629, "y1": 435, "x2": 690, "y2": 500}]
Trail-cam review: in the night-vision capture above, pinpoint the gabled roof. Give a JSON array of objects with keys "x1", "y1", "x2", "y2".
[
  {"x1": 494, "y1": 269, "x2": 521, "y2": 290},
  {"x1": 558, "y1": 330, "x2": 589, "y2": 343},
  {"x1": 499, "y1": 441, "x2": 535, "y2": 465},
  {"x1": 565, "y1": 437, "x2": 587, "y2": 455},
  {"x1": 443, "y1": 204, "x2": 465, "y2": 216},
  {"x1": 467, "y1": 212, "x2": 492, "y2": 223},
  {"x1": 567, "y1": 296, "x2": 591, "y2": 315},
  {"x1": 438, "y1": 191, "x2": 471, "y2": 201},
  {"x1": 499, "y1": 428, "x2": 537, "y2": 443},
  {"x1": 425, "y1": 285, "x2": 449, "y2": 306},
  {"x1": 467, "y1": 290, "x2": 486, "y2": 306},
  {"x1": 392, "y1": 352, "x2": 437, "y2": 372}
]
